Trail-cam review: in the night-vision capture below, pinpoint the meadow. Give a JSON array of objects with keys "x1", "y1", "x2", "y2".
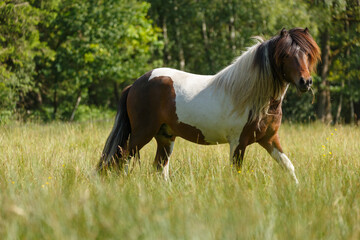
[{"x1": 1, "y1": 120, "x2": 360, "y2": 239}]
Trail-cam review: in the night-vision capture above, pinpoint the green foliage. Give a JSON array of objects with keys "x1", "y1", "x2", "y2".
[
  {"x1": 0, "y1": 0, "x2": 359, "y2": 122},
  {"x1": 40, "y1": 0, "x2": 163, "y2": 120},
  {"x1": 282, "y1": 87, "x2": 317, "y2": 123},
  {"x1": 0, "y1": 1, "x2": 50, "y2": 122},
  {"x1": 308, "y1": 0, "x2": 360, "y2": 122},
  {"x1": 0, "y1": 0, "x2": 162, "y2": 122}
]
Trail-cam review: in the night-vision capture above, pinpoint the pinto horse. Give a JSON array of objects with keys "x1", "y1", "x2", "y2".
[{"x1": 98, "y1": 28, "x2": 320, "y2": 184}]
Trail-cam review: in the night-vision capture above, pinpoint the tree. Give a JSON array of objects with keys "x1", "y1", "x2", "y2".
[
  {"x1": 38, "y1": 0, "x2": 163, "y2": 120},
  {"x1": 0, "y1": 0, "x2": 50, "y2": 122},
  {"x1": 1, "y1": 0, "x2": 359, "y2": 123},
  {"x1": 307, "y1": 0, "x2": 360, "y2": 123}
]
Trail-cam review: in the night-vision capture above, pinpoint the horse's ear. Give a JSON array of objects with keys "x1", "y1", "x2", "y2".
[
  {"x1": 280, "y1": 28, "x2": 288, "y2": 37},
  {"x1": 304, "y1": 27, "x2": 309, "y2": 34}
]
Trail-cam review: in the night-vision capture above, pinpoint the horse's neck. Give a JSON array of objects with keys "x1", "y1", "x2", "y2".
[{"x1": 268, "y1": 83, "x2": 289, "y2": 113}]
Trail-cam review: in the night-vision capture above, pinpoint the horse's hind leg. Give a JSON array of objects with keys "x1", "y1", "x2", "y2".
[
  {"x1": 154, "y1": 124, "x2": 175, "y2": 180},
  {"x1": 125, "y1": 125, "x2": 160, "y2": 175}
]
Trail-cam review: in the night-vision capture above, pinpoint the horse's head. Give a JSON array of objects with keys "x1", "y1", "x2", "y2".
[{"x1": 274, "y1": 28, "x2": 321, "y2": 93}]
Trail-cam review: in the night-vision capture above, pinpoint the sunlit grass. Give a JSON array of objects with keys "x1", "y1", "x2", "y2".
[{"x1": 1, "y1": 121, "x2": 360, "y2": 239}]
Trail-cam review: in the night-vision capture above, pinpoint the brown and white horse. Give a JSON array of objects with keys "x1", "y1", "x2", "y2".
[{"x1": 98, "y1": 28, "x2": 321, "y2": 184}]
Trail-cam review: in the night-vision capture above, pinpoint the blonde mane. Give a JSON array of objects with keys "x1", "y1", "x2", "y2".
[{"x1": 210, "y1": 39, "x2": 285, "y2": 122}]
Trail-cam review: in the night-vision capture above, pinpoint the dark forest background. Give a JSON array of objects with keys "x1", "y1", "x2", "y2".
[{"x1": 0, "y1": 0, "x2": 359, "y2": 124}]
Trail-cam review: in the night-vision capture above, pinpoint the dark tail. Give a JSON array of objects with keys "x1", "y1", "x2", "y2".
[{"x1": 97, "y1": 85, "x2": 132, "y2": 171}]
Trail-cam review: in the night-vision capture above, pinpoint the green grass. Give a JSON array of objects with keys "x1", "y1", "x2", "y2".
[{"x1": 1, "y1": 121, "x2": 360, "y2": 239}]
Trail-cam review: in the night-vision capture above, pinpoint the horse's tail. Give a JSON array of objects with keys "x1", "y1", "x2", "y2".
[{"x1": 97, "y1": 86, "x2": 132, "y2": 171}]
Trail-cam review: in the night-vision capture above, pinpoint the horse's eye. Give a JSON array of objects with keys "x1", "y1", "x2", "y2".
[{"x1": 283, "y1": 54, "x2": 290, "y2": 59}]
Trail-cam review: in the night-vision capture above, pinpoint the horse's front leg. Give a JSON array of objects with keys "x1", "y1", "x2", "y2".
[{"x1": 258, "y1": 135, "x2": 299, "y2": 184}]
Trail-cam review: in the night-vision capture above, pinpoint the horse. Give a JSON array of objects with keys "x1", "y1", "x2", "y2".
[{"x1": 97, "y1": 27, "x2": 321, "y2": 184}]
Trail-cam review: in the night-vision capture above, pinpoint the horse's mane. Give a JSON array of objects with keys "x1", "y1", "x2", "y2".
[{"x1": 211, "y1": 27, "x2": 321, "y2": 122}]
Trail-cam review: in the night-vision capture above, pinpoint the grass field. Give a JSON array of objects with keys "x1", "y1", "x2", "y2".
[{"x1": 1, "y1": 121, "x2": 360, "y2": 239}]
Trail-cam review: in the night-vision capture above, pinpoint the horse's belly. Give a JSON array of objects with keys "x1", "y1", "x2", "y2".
[
  {"x1": 173, "y1": 93, "x2": 248, "y2": 145},
  {"x1": 170, "y1": 120, "x2": 227, "y2": 145},
  {"x1": 172, "y1": 112, "x2": 248, "y2": 145}
]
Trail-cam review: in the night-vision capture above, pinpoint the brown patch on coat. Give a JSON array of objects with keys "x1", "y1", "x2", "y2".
[
  {"x1": 255, "y1": 99, "x2": 284, "y2": 153},
  {"x1": 233, "y1": 99, "x2": 283, "y2": 167},
  {"x1": 242, "y1": 99, "x2": 282, "y2": 144},
  {"x1": 175, "y1": 122, "x2": 209, "y2": 144}
]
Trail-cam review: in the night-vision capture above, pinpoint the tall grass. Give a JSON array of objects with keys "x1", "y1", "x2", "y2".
[{"x1": 1, "y1": 121, "x2": 360, "y2": 239}]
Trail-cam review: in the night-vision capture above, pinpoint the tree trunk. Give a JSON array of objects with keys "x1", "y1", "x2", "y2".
[
  {"x1": 162, "y1": 16, "x2": 171, "y2": 65},
  {"x1": 114, "y1": 82, "x2": 120, "y2": 104},
  {"x1": 201, "y1": 12, "x2": 212, "y2": 72},
  {"x1": 350, "y1": 100, "x2": 355, "y2": 124},
  {"x1": 176, "y1": 26, "x2": 185, "y2": 70},
  {"x1": 229, "y1": 16, "x2": 236, "y2": 52},
  {"x1": 174, "y1": 4, "x2": 185, "y2": 70},
  {"x1": 53, "y1": 87, "x2": 58, "y2": 120},
  {"x1": 69, "y1": 91, "x2": 82, "y2": 122},
  {"x1": 335, "y1": 80, "x2": 344, "y2": 124},
  {"x1": 345, "y1": 3, "x2": 355, "y2": 124},
  {"x1": 316, "y1": 29, "x2": 332, "y2": 123},
  {"x1": 229, "y1": 2, "x2": 236, "y2": 52}
]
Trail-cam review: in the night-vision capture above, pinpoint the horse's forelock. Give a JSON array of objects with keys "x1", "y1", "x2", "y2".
[
  {"x1": 273, "y1": 34, "x2": 292, "y2": 67},
  {"x1": 274, "y1": 28, "x2": 321, "y2": 72}
]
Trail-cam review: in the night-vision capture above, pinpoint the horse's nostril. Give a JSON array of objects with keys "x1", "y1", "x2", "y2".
[{"x1": 299, "y1": 77, "x2": 305, "y2": 85}]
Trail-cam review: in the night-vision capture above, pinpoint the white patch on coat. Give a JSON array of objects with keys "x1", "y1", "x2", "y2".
[
  {"x1": 162, "y1": 163, "x2": 170, "y2": 181},
  {"x1": 271, "y1": 148, "x2": 299, "y2": 184},
  {"x1": 168, "y1": 140, "x2": 175, "y2": 155},
  {"x1": 162, "y1": 140, "x2": 174, "y2": 181},
  {"x1": 150, "y1": 68, "x2": 249, "y2": 144}
]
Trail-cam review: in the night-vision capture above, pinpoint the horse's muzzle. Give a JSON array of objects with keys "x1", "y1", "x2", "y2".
[{"x1": 298, "y1": 77, "x2": 312, "y2": 92}]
